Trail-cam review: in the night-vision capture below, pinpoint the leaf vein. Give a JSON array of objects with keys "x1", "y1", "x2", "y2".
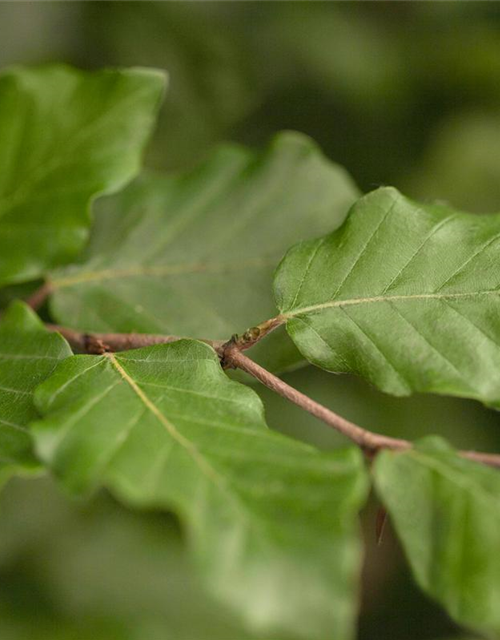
[
  {"x1": 331, "y1": 194, "x2": 400, "y2": 298},
  {"x1": 107, "y1": 353, "x2": 230, "y2": 494}
]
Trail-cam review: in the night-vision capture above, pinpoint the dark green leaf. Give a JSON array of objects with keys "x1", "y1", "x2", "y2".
[
  {"x1": 275, "y1": 187, "x2": 500, "y2": 405},
  {"x1": 374, "y1": 437, "x2": 500, "y2": 637},
  {"x1": 47, "y1": 132, "x2": 359, "y2": 371},
  {"x1": 0, "y1": 302, "x2": 71, "y2": 481},
  {"x1": 32, "y1": 339, "x2": 368, "y2": 640},
  {"x1": 0, "y1": 64, "x2": 166, "y2": 285}
]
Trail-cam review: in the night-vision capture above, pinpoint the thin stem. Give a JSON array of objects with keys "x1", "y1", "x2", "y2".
[
  {"x1": 46, "y1": 324, "x2": 224, "y2": 355},
  {"x1": 45, "y1": 322, "x2": 500, "y2": 469},
  {"x1": 224, "y1": 346, "x2": 500, "y2": 469},
  {"x1": 461, "y1": 450, "x2": 500, "y2": 467},
  {"x1": 224, "y1": 345, "x2": 410, "y2": 454},
  {"x1": 46, "y1": 315, "x2": 284, "y2": 357},
  {"x1": 231, "y1": 315, "x2": 286, "y2": 351}
]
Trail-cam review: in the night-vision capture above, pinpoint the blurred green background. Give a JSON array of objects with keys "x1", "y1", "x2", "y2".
[{"x1": 1, "y1": 2, "x2": 499, "y2": 639}]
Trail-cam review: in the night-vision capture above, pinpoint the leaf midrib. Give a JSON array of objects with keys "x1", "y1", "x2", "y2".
[
  {"x1": 106, "y1": 352, "x2": 229, "y2": 492},
  {"x1": 50, "y1": 257, "x2": 277, "y2": 288},
  {"x1": 105, "y1": 353, "x2": 309, "y2": 541},
  {"x1": 285, "y1": 289, "x2": 500, "y2": 318}
]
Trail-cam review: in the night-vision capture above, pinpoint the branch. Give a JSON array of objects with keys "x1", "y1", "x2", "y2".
[
  {"x1": 46, "y1": 315, "x2": 285, "y2": 356},
  {"x1": 34, "y1": 276, "x2": 283, "y2": 353},
  {"x1": 223, "y1": 346, "x2": 500, "y2": 469},
  {"x1": 46, "y1": 324, "x2": 224, "y2": 355},
  {"x1": 224, "y1": 345, "x2": 410, "y2": 454},
  {"x1": 45, "y1": 322, "x2": 500, "y2": 469}
]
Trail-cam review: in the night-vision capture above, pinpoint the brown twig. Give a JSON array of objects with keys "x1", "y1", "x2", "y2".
[
  {"x1": 46, "y1": 316, "x2": 284, "y2": 358},
  {"x1": 46, "y1": 324, "x2": 224, "y2": 355},
  {"x1": 45, "y1": 322, "x2": 500, "y2": 469},
  {"x1": 223, "y1": 346, "x2": 500, "y2": 468},
  {"x1": 224, "y1": 345, "x2": 410, "y2": 454},
  {"x1": 230, "y1": 315, "x2": 286, "y2": 351},
  {"x1": 460, "y1": 450, "x2": 500, "y2": 467}
]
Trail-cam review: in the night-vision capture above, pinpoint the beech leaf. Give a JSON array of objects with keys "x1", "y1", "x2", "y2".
[
  {"x1": 32, "y1": 339, "x2": 368, "y2": 640},
  {"x1": 374, "y1": 437, "x2": 500, "y2": 637},
  {"x1": 275, "y1": 187, "x2": 500, "y2": 405},
  {"x1": 0, "y1": 302, "x2": 71, "y2": 481},
  {"x1": 0, "y1": 64, "x2": 166, "y2": 285},
  {"x1": 47, "y1": 132, "x2": 359, "y2": 371}
]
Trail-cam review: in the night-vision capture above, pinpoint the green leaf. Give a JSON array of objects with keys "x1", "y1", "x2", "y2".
[
  {"x1": 47, "y1": 132, "x2": 359, "y2": 371},
  {"x1": 32, "y1": 339, "x2": 368, "y2": 640},
  {"x1": 374, "y1": 437, "x2": 500, "y2": 637},
  {"x1": 0, "y1": 64, "x2": 166, "y2": 285},
  {"x1": 275, "y1": 187, "x2": 500, "y2": 405},
  {"x1": 0, "y1": 302, "x2": 71, "y2": 481}
]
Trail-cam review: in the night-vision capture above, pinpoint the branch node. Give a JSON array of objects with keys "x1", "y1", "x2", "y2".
[
  {"x1": 84, "y1": 334, "x2": 111, "y2": 355},
  {"x1": 227, "y1": 315, "x2": 286, "y2": 353},
  {"x1": 219, "y1": 336, "x2": 240, "y2": 370},
  {"x1": 42, "y1": 320, "x2": 500, "y2": 469}
]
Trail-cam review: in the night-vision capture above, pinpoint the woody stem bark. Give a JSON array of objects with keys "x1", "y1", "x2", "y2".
[{"x1": 42, "y1": 322, "x2": 500, "y2": 469}]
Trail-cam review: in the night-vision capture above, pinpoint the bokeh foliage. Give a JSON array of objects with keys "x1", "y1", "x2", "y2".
[{"x1": 0, "y1": 2, "x2": 499, "y2": 639}]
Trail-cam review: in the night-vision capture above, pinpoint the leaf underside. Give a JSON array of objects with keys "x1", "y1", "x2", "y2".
[
  {"x1": 48, "y1": 131, "x2": 359, "y2": 372},
  {"x1": 0, "y1": 302, "x2": 71, "y2": 481},
  {"x1": 33, "y1": 339, "x2": 368, "y2": 640},
  {"x1": 0, "y1": 64, "x2": 166, "y2": 285},
  {"x1": 275, "y1": 187, "x2": 500, "y2": 406},
  {"x1": 375, "y1": 437, "x2": 500, "y2": 637}
]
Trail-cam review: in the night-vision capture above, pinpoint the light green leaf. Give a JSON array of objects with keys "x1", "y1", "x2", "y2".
[
  {"x1": 32, "y1": 339, "x2": 368, "y2": 640},
  {"x1": 47, "y1": 132, "x2": 359, "y2": 371},
  {"x1": 0, "y1": 302, "x2": 71, "y2": 481},
  {"x1": 374, "y1": 437, "x2": 500, "y2": 637},
  {"x1": 275, "y1": 187, "x2": 500, "y2": 405},
  {"x1": 0, "y1": 64, "x2": 166, "y2": 285}
]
